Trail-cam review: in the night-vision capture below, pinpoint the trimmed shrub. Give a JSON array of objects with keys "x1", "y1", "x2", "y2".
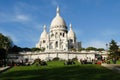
[
  {"x1": 52, "y1": 57, "x2": 60, "y2": 61},
  {"x1": 34, "y1": 58, "x2": 41, "y2": 63}
]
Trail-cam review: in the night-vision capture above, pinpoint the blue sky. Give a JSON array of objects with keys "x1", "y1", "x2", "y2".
[{"x1": 0, "y1": 0, "x2": 120, "y2": 49}]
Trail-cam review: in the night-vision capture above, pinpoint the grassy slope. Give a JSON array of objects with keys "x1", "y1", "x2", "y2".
[{"x1": 0, "y1": 61, "x2": 120, "y2": 80}]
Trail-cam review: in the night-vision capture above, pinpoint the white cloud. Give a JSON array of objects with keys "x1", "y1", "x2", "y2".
[
  {"x1": 13, "y1": 14, "x2": 31, "y2": 24},
  {"x1": 15, "y1": 14, "x2": 29, "y2": 21},
  {"x1": 0, "y1": 12, "x2": 30, "y2": 24}
]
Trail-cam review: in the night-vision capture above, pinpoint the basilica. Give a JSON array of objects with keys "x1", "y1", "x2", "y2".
[
  {"x1": 7, "y1": 7, "x2": 108, "y2": 63},
  {"x1": 36, "y1": 7, "x2": 81, "y2": 52}
]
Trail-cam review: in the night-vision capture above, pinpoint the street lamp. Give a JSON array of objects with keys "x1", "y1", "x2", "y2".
[{"x1": 106, "y1": 43, "x2": 110, "y2": 59}]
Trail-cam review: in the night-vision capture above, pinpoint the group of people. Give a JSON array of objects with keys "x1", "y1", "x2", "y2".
[
  {"x1": 64, "y1": 59, "x2": 75, "y2": 65},
  {"x1": 101, "y1": 57, "x2": 117, "y2": 64},
  {"x1": 79, "y1": 59, "x2": 95, "y2": 64},
  {"x1": 79, "y1": 57, "x2": 118, "y2": 65}
]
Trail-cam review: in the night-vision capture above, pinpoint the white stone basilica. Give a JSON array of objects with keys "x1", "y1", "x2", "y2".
[{"x1": 36, "y1": 7, "x2": 81, "y2": 52}]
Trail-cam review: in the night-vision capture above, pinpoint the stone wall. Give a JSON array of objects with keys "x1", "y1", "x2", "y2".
[{"x1": 8, "y1": 51, "x2": 96, "y2": 62}]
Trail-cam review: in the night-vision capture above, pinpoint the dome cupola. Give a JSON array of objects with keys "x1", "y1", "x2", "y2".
[
  {"x1": 68, "y1": 23, "x2": 76, "y2": 39},
  {"x1": 40, "y1": 25, "x2": 48, "y2": 39},
  {"x1": 50, "y1": 6, "x2": 67, "y2": 31}
]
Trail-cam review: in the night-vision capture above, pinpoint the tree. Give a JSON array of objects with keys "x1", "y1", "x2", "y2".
[
  {"x1": 0, "y1": 33, "x2": 13, "y2": 49},
  {"x1": 22, "y1": 47, "x2": 31, "y2": 52},
  {"x1": 78, "y1": 48, "x2": 85, "y2": 52},
  {"x1": 31, "y1": 47, "x2": 41, "y2": 52},
  {"x1": 86, "y1": 47, "x2": 97, "y2": 51},
  {"x1": 9, "y1": 45, "x2": 22, "y2": 53},
  {"x1": 0, "y1": 48, "x2": 6, "y2": 66},
  {"x1": 0, "y1": 33, "x2": 13, "y2": 66},
  {"x1": 109, "y1": 39, "x2": 119, "y2": 58},
  {"x1": 97, "y1": 48, "x2": 105, "y2": 51}
]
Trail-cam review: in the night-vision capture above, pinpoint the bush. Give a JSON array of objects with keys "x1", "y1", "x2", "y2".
[
  {"x1": 52, "y1": 57, "x2": 60, "y2": 61},
  {"x1": 34, "y1": 58, "x2": 41, "y2": 63},
  {"x1": 64, "y1": 59, "x2": 75, "y2": 65}
]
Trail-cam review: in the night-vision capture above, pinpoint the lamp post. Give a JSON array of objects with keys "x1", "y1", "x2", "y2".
[{"x1": 106, "y1": 43, "x2": 109, "y2": 58}]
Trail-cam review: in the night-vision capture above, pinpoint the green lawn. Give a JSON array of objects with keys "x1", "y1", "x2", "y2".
[
  {"x1": 0, "y1": 61, "x2": 120, "y2": 80},
  {"x1": 117, "y1": 60, "x2": 120, "y2": 64}
]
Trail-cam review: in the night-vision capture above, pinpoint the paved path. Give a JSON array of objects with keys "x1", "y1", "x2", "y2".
[
  {"x1": 101, "y1": 64, "x2": 120, "y2": 73},
  {"x1": 0, "y1": 66, "x2": 11, "y2": 73}
]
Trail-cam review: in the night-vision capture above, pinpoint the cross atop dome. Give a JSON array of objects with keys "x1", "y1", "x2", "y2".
[
  {"x1": 70, "y1": 23, "x2": 72, "y2": 29},
  {"x1": 69, "y1": 23, "x2": 73, "y2": 31},
  {"x1": 43, "y1": 25, "x2": 46, "y2": 31},
  {"x1": 56, "y1": 6, "x2": 60, "y2": 16}
]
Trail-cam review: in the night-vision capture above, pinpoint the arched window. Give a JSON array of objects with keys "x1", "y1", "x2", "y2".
[
  {"x1": 69, "y1": 39, "x2": 73, "y2": 43},
  {"x1": 51, "y1": 34, "x2": 54, "y2": 37},
  {"x1": 50, "y1": 42, "x2": 53, "y2": 49},
  {"x1": 55, "y1": 41, "x2": 58, "y2": 48},
  {"x1": 63, "y1": 33, "x2": 64, "y2": 37},
  {"x1": 60, "y1": 33, "x2": 62, "y2": 36},
  {"x1": 43, "y1": 40, "x2": 46, "y2": 43}
]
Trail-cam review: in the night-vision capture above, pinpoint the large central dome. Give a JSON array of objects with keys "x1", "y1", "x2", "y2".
[{"x1": 50, "y1": 7, "x2": 67, "y2": 30}]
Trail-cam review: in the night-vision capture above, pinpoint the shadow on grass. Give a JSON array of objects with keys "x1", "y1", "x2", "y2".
[{"x1": 0, "y1": 65, "x2": 120, "y2": 80}]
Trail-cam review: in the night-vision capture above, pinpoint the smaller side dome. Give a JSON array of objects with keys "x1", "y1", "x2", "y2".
[
  {"x1": 68, "y1": 23, "x2": 76, "y2": 39},
  {"x1": 40, "y1": 25, "x2": 48, "y2": 40}
]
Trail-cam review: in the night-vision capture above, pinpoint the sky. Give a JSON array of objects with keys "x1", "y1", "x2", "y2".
[{"x1": 0, "y1": 0, "x2": 120, "y2": 49}]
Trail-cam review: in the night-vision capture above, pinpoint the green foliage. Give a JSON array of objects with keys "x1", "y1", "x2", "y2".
[
  {"x1": 78, "y1": 48, "x2": 85, "y2": 51},
  {"x1": 78, "y1": 47, "x2": 105, "y2": 52},
  {"x1": 0, "y1": 48, "x2": 6, "y2": 59},
  {"x1": 0, "y1": 33, "x2": 13, "y2": 49},
  {"x1": 52, "y1": 57, "x2": 60, "y2": 61},
  {"x1": 9, "y1": 45, "x2": 32, "y2": 53},
  {"x1": 0, "y1": 33, "x2": 13, "y2": 66},
  {"x1": 34, "y1": 58, "x2": 41, "y2": 63},
  {"x1": 109, "y1": 39, "x2": 119, "y2": 58},
  {"x1": 31, "y1": 47, "x2": 41, "y2": 52},
  {"x1": 22, "y1": 47, "x2": 31, "y2": 52},
  {"x1": 9, "y1": 45, "x2": 22, "y2": 53},
  {"x1": 97, "y1": 48, "x2": 105, "y2": 51},
  {"x1": 86, "y1": 47, "x2": 97, "y2": 51}
]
